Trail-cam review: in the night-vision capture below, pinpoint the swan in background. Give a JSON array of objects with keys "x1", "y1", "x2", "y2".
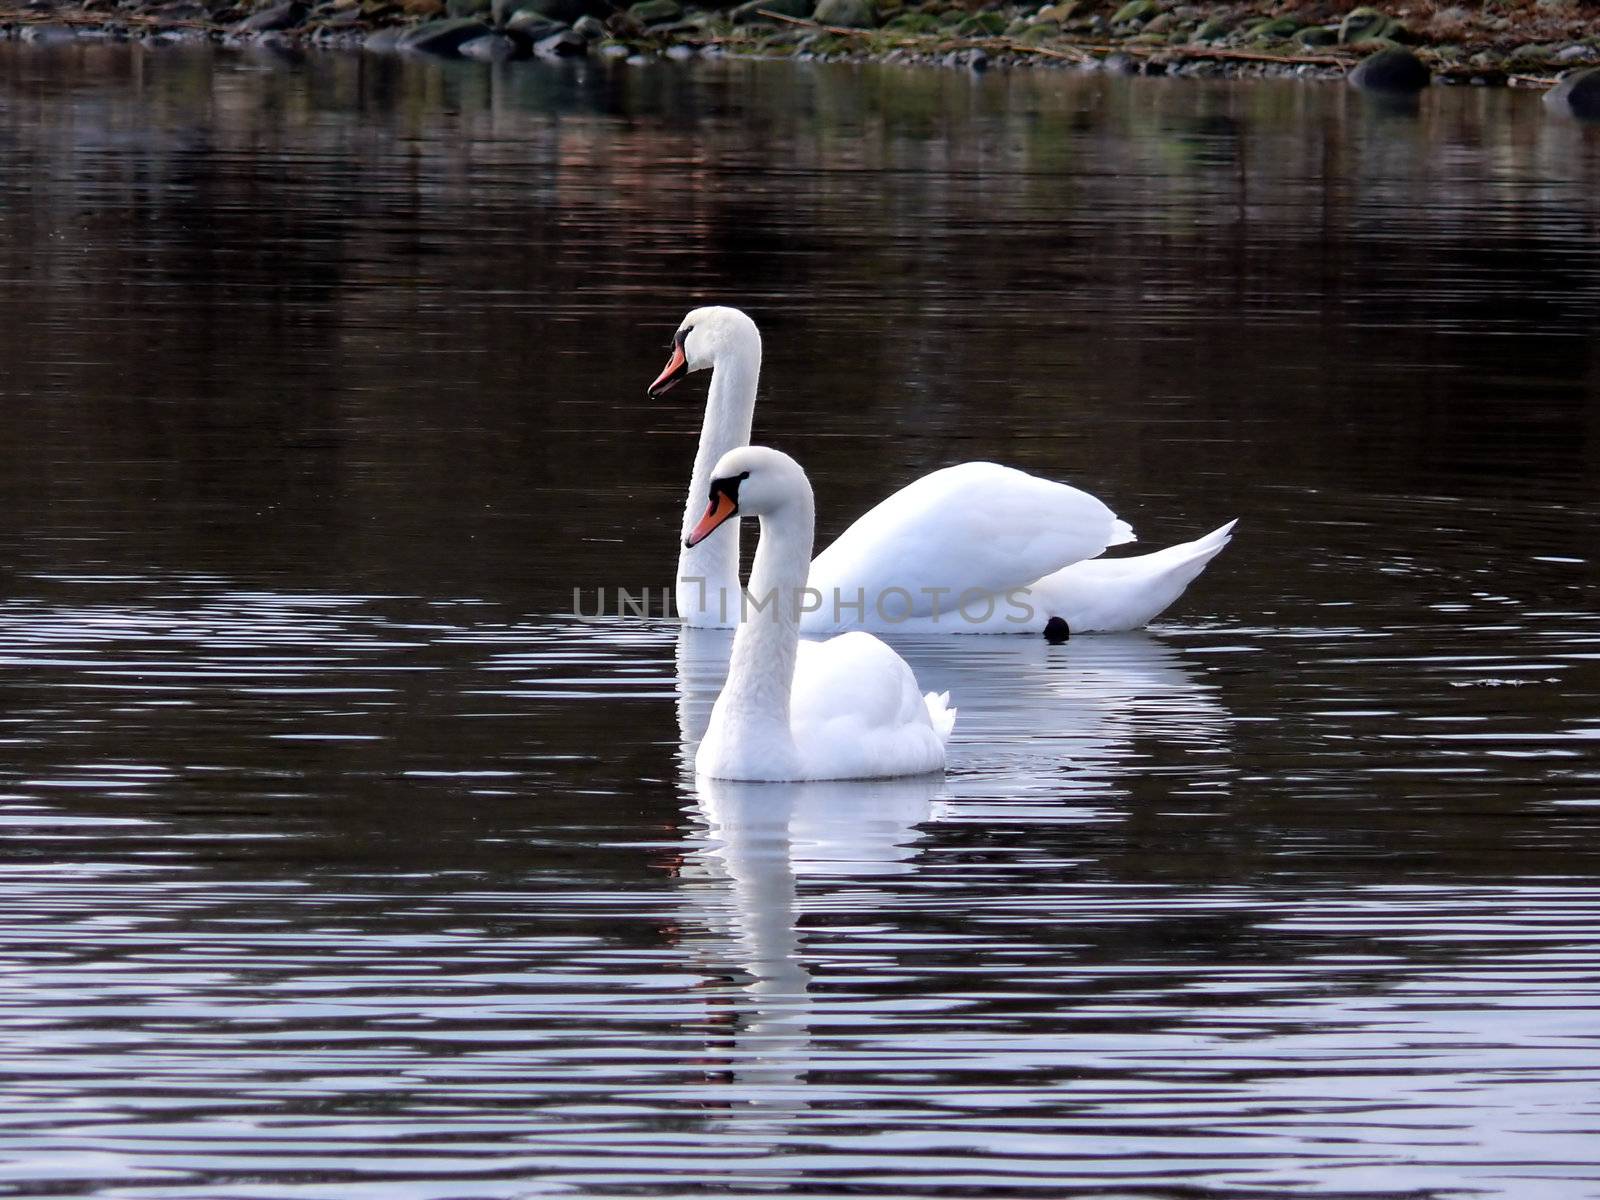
[
  {"x1": 685, "y1": 446, "x2": 955, "y2": 782},
  {"x1": 650, "y1": 305, "x2": 1236, "y2": 636}
]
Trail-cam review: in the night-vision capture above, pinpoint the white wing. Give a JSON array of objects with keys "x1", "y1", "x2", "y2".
[
  {"x1": 806, "y1": 462, "x2": 1133, "y2": 620},
  {"x1": 789, "y1": 632, "x2": 951, "y2": 779}
]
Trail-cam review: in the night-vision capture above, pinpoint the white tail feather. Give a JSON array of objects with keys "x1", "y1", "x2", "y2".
[
  {"x1": 924, "y1": 691, "x2": 957, "y2": 743},
  {"x1": 1034, "y1": 520, "x2": 1237, "y2": 633}
]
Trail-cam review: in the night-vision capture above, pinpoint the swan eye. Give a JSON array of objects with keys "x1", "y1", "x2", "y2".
[{"x1": 708, "y1": 470, "x2": 750, "y2": 504}]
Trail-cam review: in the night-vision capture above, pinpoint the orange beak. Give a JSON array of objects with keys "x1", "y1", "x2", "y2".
[
  {"x1": 648, "y1": 343, "x2": 688, "y2": 397},
  {"x1": 685, "y1": 491, "x2": 737, "y2": 548}
]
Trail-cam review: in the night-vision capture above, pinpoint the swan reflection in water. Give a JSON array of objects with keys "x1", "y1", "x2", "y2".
[
  {"x1": 677, "y1": 623, "x2": 1232, "y2": 795},
  {"x1": 669, "y1": 624, "x2": 1232, "y2": 1113},
  {"x1": 676, "y1": 769, "x2": 947, "y2": 1111}
]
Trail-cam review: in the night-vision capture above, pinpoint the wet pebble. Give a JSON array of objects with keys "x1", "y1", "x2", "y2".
[
  {"x1": 458, "y1": 30, "x2": 517, "y2": 57},
  {"x1": 233, "y1": 0, "x2": 306, "y2": 30},
  {"x1": 19, "y1": 22, "x2": 77, "y2": 41},
  {"x1": 397, "y1": 15, "x2": 494, "y2": 53},
  {"x1": 505, "y1": 9, "x2": 564, "y2": 37},
  {"x1": 535, "y1": 27, "x2": 586, "y2": 54}
]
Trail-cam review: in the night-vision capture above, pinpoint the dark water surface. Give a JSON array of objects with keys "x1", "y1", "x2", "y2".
[{"x1": 3, "y1": 44, "x2": 1600, "y2": 1198}]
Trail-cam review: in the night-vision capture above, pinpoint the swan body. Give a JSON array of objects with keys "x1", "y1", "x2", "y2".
[
  {"x1": 653, "y1": 306, "x2": 1233, "y2": 635},
  {"x1": 686, "y1": 446, "x2": 953, "y2": 782},
  {"x1": 804, "y1": 461, "x2": 1132, "y2": 633}
]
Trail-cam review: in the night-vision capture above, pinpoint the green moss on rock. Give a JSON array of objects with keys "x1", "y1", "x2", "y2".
[
  {"x1": 1338, "y1": 6, "x2": 1390, "y2": 44},
  {"x1": 1110, "y1": 0, "x2": 1156, "y2": 25},
  {"x1": 628, "y1": 0, "x2": 681, "y2": 23},
  {"x1": 814, "y1": 0, "x2": 875, "y2": 25},
  {"x1": 732, "y1": 0, "x2": 814, "y2": 21}
]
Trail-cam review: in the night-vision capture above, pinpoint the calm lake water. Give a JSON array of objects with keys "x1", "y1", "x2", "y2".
[{"x1": 2, "y1": 43, "x2": 1600, "y2": 1198}]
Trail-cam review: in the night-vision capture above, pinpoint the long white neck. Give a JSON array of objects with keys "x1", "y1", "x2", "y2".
[
  {"x1": 677, "y1": 342, "x2": 758, "y2": 626},
  {"x1": 715, "y1": 491, "x2": 815, "y2": 753}
]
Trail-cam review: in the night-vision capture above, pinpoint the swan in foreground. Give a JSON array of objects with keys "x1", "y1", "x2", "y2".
[
  {"x1": 686, "y1": 446, "x2": 955, "y2": 781},
  {"x1": 650, "y1": 306, "x2": 1236, "y2": 636}
]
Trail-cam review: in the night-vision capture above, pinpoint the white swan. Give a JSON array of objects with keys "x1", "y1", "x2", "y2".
[
  {"x1": 686, "y1": 446, "x2": 955, "y2": 782},
  {"x1": 650, "y1": 305, "x2": 1236, "y2": 636}
]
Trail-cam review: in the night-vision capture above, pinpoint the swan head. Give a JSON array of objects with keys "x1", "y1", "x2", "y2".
[
  {"x1": 684, "y1": 446, "x2": 808, "y2": 548},
  {"x1": 647, "y1": 306, "x2": 761, "y2": 398}
]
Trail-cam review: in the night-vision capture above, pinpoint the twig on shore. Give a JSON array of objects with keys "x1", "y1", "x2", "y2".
[
  {"x1": 1170, "y1": 45, "x2": 1352, "y2": 67},
  {"x1": 752, "y1": 8, "x2": 879, "y2": 38},
  {"x1": 749, "y1": 11, "x2": 1353, "y2": 69},
  {"x1": 1003, "y1": 40, "x2": 1093, "y2": 63}
]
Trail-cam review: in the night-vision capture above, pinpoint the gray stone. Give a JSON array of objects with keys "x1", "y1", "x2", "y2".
[
  {"x1": 1192, "y1": 13, "x2": 1231, "y2": 40},
  {"x1": 1508, "y1": 42, "x2": 1560, "y2": 63},
  {"x1": 1555, "y1": 43, "x2": 1598, "y2": 63},
  {"x1": 19, "y1": 22, "x2": 77, "y2": 42},
  {"x1": 458, "y1": 30, "x2": 518, "y2": 55},
  {"x1": 316, "y1": 4, "x2": 363, "y2": 25},
  {"x1": 597, "y1": 38, "x2": 630, "y2": 55},
  {"x1": 1348, "y1": 45, "x2": 1430, "y2": 91},
  {"x1": 234, "y1": 0, "x2": 306, "y2": 30},
  {"x1": 363, "y1": 25, "x2": 405, "y2": 49},
  {"x1": 506, "y1": 9, "x2": 566, "y2": 37},
  {"x1": 1543, "y1": 67, "x2": 1600, "y2": 119},
  {"x1": 573, "y1": 13, "x2": 604, "y2": 36},
  {"x1": 507, "y1": 0, "x2": 605, "y2": 24},
  {"x1": 398, "y1": 17, "x2": 495, "y2": 52},
  {"x1": 1101, "y1": 50, "x2": 1138, "y2": 73},
  {"x1": 626, "y1": 0, "x2": 681, "y2": 23},
  {"x1": 812, "y1": 0, "x2": 874, "y2": 27},
  {"x1": 664, "y1": 40, "x2": 695, "y2": 58},
  {"x1": 534, "y1": 27, "x2": 587, "y2": 52}
]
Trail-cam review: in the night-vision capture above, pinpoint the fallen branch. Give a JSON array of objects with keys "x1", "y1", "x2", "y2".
[
  {"x1": 752, "y1": 7, "x2": 878, "y2": 37},
  {"x1": 1004, "y1": 39, "x2": 1093, "y2": 63}
]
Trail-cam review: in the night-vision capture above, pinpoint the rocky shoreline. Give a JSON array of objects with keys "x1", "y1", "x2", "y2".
[{"x1": 3, "y1": 0, "x2": 1599, "y2": 101}]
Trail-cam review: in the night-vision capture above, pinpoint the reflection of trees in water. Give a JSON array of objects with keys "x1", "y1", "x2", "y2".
[{"x1": 1, "y1": 51, "x2": 1594, "y2": 596}]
